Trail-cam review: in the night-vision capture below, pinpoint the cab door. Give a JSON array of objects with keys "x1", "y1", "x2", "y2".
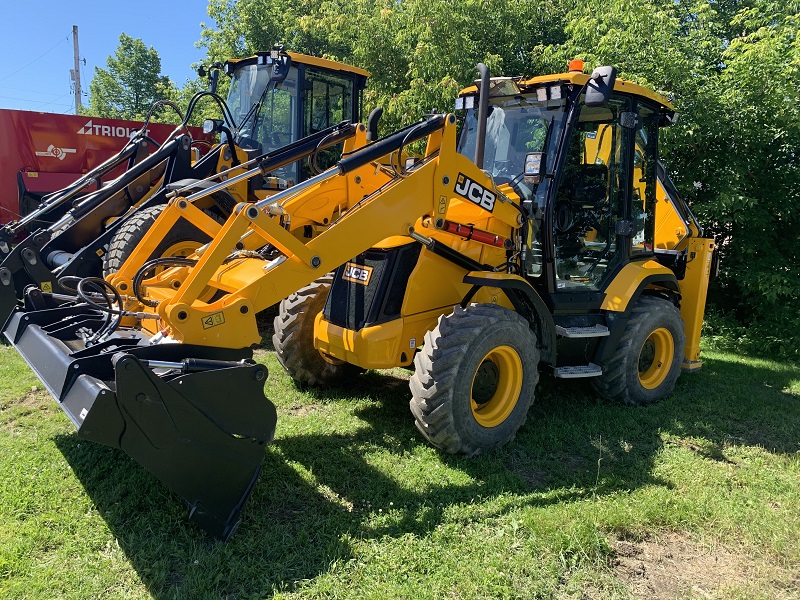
[{"x1": 551, "y1": 95, "x2": 634, "y2": 292}]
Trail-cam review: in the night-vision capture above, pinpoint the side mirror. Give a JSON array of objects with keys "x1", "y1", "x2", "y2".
[
  {"x1": 203, "y1": 119, "x2": 224, "y2": 134},
  {"x1": 271, "y1": 55, "x2": 291, "y2": 82},
  {"x1": 524, "y1": 152, "x2": 543, "y2": 184},
  {"x1": 585, "y1": 66, "x2": 617, "y2": 107},
  {"x1": 209, "y1": 69, "x2": 220, "y2": 94},
  {"x1": 198, "y1": 63, "x2": 223, "y2": 93}
]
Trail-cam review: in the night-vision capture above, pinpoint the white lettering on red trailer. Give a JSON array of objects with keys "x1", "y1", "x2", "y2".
[{"x1": 76, "y1": 120, "x2": 149, "y2": 138}]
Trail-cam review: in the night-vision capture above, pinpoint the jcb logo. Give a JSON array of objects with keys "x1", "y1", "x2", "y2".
[
  {"x1": 342, "y1": 262, "x2": 373, "y2": 285},
  {"x1": 454, "y1": 173, "x2": 496, "y2": 212}
]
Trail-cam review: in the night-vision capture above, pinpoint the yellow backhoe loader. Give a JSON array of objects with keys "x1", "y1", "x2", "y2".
[{"x1": 4, "y1": 60, "x2": 715, "y2": 539}]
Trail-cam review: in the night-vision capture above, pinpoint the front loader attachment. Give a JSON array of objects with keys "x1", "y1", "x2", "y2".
[{"x1": 3, "y1": 296, "x2": 276, "y2": 539}]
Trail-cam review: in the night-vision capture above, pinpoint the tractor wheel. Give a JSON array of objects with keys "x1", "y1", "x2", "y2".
[
  {"x1": 272, "y1": 275, "x2": 364, "y2": 387},
  {"x1": 102, "y1": 205, "x2": 221, "y2": 277},
  {"x1": 409, "y1": 303, "x2": 539, "y2": 457},
  {"x1": 591, "y1": 295, "x2": 685, "y2": 405}
]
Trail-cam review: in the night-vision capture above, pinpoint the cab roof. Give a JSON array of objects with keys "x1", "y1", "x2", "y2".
[
  {"x1": 459, "y1": 69, "x2": 673, "y2": 110},
  {"x1": 225, "y1": 51, "x2": 370, "y2": 78}
]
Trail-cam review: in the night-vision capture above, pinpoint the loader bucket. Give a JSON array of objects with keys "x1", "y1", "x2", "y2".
[{"x1": 3, "y1": 298, "x2": 277, "y2": 539}]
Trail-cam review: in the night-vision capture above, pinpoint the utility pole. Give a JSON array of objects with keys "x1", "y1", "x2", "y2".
[{"x1": 71, "y1": 25, "x2": 82, "y2": 114}]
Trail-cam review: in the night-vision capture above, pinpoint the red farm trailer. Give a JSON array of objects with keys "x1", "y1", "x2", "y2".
[{"x1": 0, "y1": 109, "x2": 212, "y2": 224}]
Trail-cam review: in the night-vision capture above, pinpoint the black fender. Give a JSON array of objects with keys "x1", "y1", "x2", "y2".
[{"x1": 461, "y1": 271, "x2": 557, "y2": 365}]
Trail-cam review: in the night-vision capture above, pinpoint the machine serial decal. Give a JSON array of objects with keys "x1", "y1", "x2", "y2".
[
  {"x1": 342, "y1": 262, "x2": 373, "y2": 285},
  {"x1": 201, "y1": 312, "x2": 226, "y2": 329},
  {"x1": 454, "y1": 173, "x2": 496, "y2": 212}
]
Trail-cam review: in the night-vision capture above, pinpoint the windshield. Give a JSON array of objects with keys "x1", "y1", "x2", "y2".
[
  {"x1": 225, "y1": 64, "x2": 300, "y2": 182},
  {"x1": 457, "y1": 96, "x2": 568, "y2": 204},
  {"x1": 226, "y1": 64, "x2": 272, "y2": 129}
]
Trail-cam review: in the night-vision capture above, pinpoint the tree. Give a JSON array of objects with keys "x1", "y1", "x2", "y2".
[
  {"x1": 200, "y1": 0, "x2": 568, "y2": 130},
  {"x1": 197, "y1": 0, "x2": 799, "y2": 357},
  {"x1": 87, "y1": 33, "x2": 177, "y2": 121}
]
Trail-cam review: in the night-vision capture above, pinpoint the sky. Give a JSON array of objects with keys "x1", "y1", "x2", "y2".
[{"x1": 0, "y1": 1, "x2": 215, "y2": 114}]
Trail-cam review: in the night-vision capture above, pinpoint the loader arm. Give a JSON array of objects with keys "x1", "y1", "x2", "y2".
[{"x1": 133, "y1": 113, "x2": 522, "y2": 347}]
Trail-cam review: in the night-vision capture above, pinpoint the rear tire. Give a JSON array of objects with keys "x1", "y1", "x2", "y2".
[
  {"x1": 272, "y1": 275, "x2": 364, "y2": 387},
  {"x1": 102, "y1": 205, "x2": 221, "y2": 277},
  {"x1": 409, "y1": 303, "x2": 539, "y2": 457},
  {"x1": 591, "y1": 295, "x2": 685, "y2": 405}
]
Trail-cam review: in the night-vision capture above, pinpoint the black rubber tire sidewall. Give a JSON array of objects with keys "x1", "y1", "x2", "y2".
[
  {"x1": 272, "y1": 275, "x2": 364, "y2": 387},
  {"x1": 410, "y1": 304, "x2": 539, "y2": 456},
  {"x1": 592, "y1": 296, "x2": 685, "y2": 405}
]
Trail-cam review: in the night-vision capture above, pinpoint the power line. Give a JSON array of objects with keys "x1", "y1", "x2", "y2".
[
  {"x1": 1, "y1": 86, "x2": 66, "y2": 98},
  {"x1": 0, "y1": 31, "x2": 72, "y2": 84},
  {"x1": 37, "y1": 92, "x2": 73, "y2": 111},
  {"x1": 80, "y1": 57, "x2": 90, "y2": 98},
  {"x1": 0, "y1": 94, "x2": 66, "y2": 104}
]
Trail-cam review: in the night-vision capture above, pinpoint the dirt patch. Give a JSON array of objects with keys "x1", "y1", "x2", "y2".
[
  {"x1": 513, "y1": 466, "x2": 549, "y2": 489},
  {"x1": 508, "y1": 452, "x2": 590, "y2": 490},
  {"x1": 1, "y1": 388, "x2": 44, "y2": 410},
  {"x1": 287, "y1": 403, "x2": 320, "y2": 416},
  {"x1": 554, "y1": 452, "x2": 590, "y2": 471},
  {"x1": 609, "y1": 532, "x2": 791, "y2": 599},
  {"x1": 0, "y1": 389, "x2": 51, "y2": 430},
  {"x1": 665, "y1": 438, "x2": 737, "y2": 465}
]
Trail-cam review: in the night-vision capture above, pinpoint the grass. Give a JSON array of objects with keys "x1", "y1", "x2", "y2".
[{"x1": 1, "y1": 341, "x2": 799, "y2": 599}]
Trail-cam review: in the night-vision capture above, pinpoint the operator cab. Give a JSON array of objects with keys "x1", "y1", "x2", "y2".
[
  {"x1": 223, "y1": 46, "x2": 369, "y2": 185},
  {"x1": 456, "y1": 67, "x2": 675, "y2": 300}
]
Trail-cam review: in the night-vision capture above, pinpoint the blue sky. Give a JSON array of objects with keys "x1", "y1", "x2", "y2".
[{"x1": 0, "y1": 1, "x2": 215, "y2": 114}]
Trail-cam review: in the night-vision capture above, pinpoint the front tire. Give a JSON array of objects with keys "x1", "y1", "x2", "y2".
[
  {"x1": 592, "y1": 295, "x2": 685, "y2": 405},
  {"x1": 272, "y1": 275, "x2": 363, "y2": 387},
  {"x1": 409, "y1": 303, "x2": 540, "y2": 457}
]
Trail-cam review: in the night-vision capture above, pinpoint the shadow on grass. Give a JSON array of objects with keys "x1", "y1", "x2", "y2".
[{"x1": 52, "y1": 350, "x2": 799, "y2": 598}]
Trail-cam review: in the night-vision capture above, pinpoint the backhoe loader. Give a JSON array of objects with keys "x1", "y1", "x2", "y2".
[
  {"x1": 4, "y1": 61, "x2": 715, "y2": 539},
  {"x1": 0, "y1": 46, "x2": 369, "y2": 326}
]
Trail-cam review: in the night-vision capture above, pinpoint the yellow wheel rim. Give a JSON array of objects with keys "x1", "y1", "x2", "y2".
[
  {"x1": 638, "y1": 327, "x2": 674, "y2": 390},
  {"x1": 162, "y1": 240, "x2": 201, "y2": 261},
  {"x1": 160, "y1": 240, "x2": 213, "y2": 301},
  {"x1": 470, "y1": 345, "x2": 524, "y2": 428}
]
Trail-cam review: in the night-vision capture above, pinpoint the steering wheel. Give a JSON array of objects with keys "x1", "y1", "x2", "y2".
[{"x1": 492, "y1": 160, "x2": 518, "y2": 184}]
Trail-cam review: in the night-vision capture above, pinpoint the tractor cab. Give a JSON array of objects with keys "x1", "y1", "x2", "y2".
[
  {"x1": 455, "y1": 65, "x2": 681, "y2": 302},
  {"x1": 223, "y1": 46, "x2": 369, "y2": 184}
]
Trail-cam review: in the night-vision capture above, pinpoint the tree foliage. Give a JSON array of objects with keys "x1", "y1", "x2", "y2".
[
  {"x1": 195, "y1": 0, "x2": 798, "y2": 356},
  {"x1": 201, "y1": 0, "x2": 569, "y2": 129},
  {"x1": 545, "y1": 0, "x2": 800, "y2": 357},
  {"x1": 87, "y1": 34, "x2": 177, "y2": 121}
]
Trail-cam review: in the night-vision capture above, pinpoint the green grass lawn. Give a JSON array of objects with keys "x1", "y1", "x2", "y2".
[{"x1": 1, "y1": 342, "x2": 798, "y2": 599}]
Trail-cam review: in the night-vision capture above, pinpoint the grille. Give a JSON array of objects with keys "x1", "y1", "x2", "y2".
[{"x1": 324, "y1": 243, "x2": 421, "y2": 331}]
